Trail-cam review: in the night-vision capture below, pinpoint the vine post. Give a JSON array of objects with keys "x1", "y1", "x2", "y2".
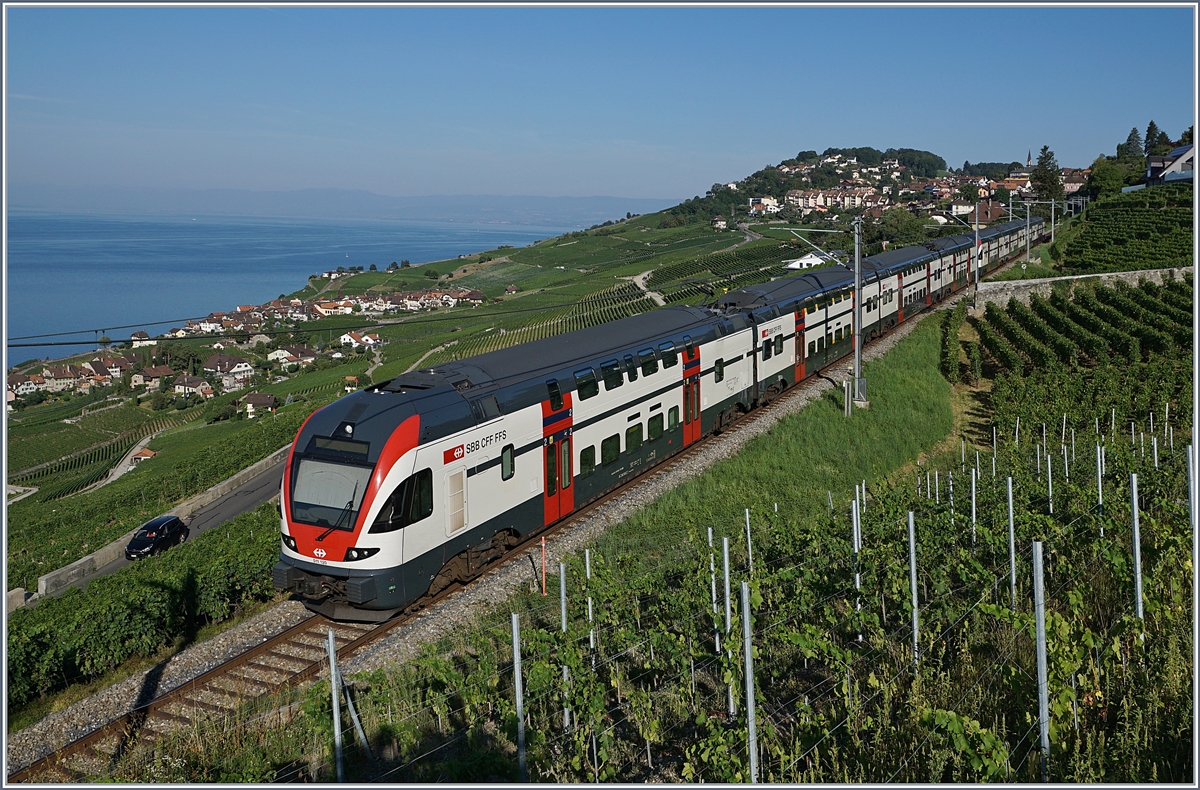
[
  {"x1": 908, "y1": 511, "x2": 919, "y2": 667},
  {"x1": 744, "y1": 508, "x2": 754, "y2": 575},
  {"x1": 1047, "y1": 448, "x2": 1053, "y2": 515},
  {"x1": 326, "y1": 629, "x2": 344, "y2": 783},
  {"x1": 970, "y1": 467, "x2": 977, "y2": 547},
  {"x1": 741, "y1": 581, "x2": 758, "y2": 784},
  {"x1": 1096, "y1": 444, "x2": 1104, "y2": 524},
  {"x1": 1188, "y1": 445, "x2": 1195, "y2": 534},
  {"x1": 852, "y1": 499, "x2": 862, "y2": 642},
  {"x1": 511, "y1": 613, "x2": 526, "y2": 782},
  {"x1": 1007, "y1": 477, "x2": 1016, "y2": 609},
  {"x1": 1032, "y1": 542, "x2": 1050, "y2": 783},
  {"x1": 723, "y1": 536, "x2": 734, "y2": 716},
  {"x1": 1130, "y1": 474, "x2": 1145, "y2": 644}
]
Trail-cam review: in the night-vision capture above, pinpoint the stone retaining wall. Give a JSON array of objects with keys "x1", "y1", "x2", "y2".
[
  {"x1": 30, "y1": 444, "x2": 291, "y2": 603},
  {"x1": 972, "y1": 267, "x2": 1192, "y2": 314}
]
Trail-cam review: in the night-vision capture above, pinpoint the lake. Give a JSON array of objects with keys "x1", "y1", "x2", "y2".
[{"x1": 6, "y1": 211, "x2": 572, "y2": 366}]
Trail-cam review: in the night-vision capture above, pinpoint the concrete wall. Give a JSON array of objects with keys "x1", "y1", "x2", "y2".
[
  {"x1": 32, "y1": 443, "x2": 292, "y2": 602},
  {"x1": 972, "y1": 267, "x2": 1192, "y2": 315}
]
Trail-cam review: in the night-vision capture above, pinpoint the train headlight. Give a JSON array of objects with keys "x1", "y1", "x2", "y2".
[
  {"x1": 282, "y1": 534, "x2": 297, "y2": 551},
  {"x1": 344, "y1": 546, "x2": 381, "y2": 562}
]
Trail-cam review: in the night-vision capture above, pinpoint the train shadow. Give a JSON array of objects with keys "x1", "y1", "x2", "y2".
[{"x1": 107, "y1": 569, "x2": 200, "y2": 772}]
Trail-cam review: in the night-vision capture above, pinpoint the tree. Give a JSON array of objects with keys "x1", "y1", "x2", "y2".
[
  {"x1": 1181, "y1": 126, "x2": 1193, "y2": 145},
  {"x1": 1085, "y1": 155, "x2": 1125, "y2": 198},
  {"x1": 1031, "y1": 145, "x2": 1064, "y2": 202},
  {"x1": 1120, "y1": 127, "x2": 1143, "y2": 160},
  {"x1": 369, "y1": 263, "x2": 378, "y2": 271},
  {"x1": 956, "y1": 183, "x2": 980, "y2": 203},
  {"x1": 993, "y1": 186, "x2": 1011, "y2": 205},
  {"x1": 1144, "y1": 121, "x2": 1161, "y2": 156},
  {"x1": 424, "y1": 268, "x2": 439, "y2": 279}
]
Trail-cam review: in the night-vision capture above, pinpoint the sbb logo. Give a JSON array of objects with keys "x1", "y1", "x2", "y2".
[
  {"x1": 313, "y1": 548, "x2": 326, "y2": 558},
  {"x1": 444, "y1": 444, "x2": 465, "y2": 464}
]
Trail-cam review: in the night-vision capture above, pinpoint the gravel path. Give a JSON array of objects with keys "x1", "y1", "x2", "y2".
[{"x1": 9, "y1": 295, "x2": 959, "y2": 773}]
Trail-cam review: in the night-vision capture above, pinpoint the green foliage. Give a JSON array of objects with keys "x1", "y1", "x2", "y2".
[
  {"x1": 940, "y1": 300, "x2": 968, "y2": 382},
  {"x1": 7, "y1": 503, "x2": 280, "y2": 711}
]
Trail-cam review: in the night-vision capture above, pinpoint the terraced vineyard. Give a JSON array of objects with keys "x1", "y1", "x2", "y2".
[
  {"x1": 1061, "y1": 182, "x2": 1192, "y2": 274},
  {"x1": 9, "y1": 414, "x2": 191, "y2": 501},
  {"x1": 974, "y1": 277, "x2": 1192, "y2": 376},
  {"x1": 418, "y1": 283, "x2": 659, "y2": 368},
  {"x1": 646, "y1": 241, "x2": 797, "y2": 290}
]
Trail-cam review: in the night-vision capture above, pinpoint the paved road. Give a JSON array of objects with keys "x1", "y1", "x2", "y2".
[{"x1": 30, "y1": 459, "x2": 287, "y2": 605}]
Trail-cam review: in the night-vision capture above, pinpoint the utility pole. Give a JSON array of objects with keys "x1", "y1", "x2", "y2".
[{"x1": 852, "y1": 215, "x2": 867, "y2": 405}]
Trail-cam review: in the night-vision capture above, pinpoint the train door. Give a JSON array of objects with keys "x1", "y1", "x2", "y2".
[
  {"x1": 794, "y1": 309, "x2": 806, "y2": 382},
  {"x1": 682, "y1": 343, "x2": 701, "y2": 445},
  {"x1": 542, "y1": 382, "x2": 574, "y2": 526}
]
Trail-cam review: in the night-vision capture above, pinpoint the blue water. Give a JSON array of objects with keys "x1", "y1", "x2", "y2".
[{"x1": 6, "y1": 211, "x2": 571, "y2": 366}]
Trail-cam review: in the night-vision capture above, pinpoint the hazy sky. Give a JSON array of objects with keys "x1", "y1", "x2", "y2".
[{"x1": 6, "y1": 5, "x2": 1196, "y2": 200}]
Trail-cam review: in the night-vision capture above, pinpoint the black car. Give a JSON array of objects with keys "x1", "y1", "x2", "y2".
[{"x1": 125, "y1": 515, "x2": 189, "y2": 560}]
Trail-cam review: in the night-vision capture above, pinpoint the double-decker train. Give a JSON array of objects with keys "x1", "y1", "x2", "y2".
[{"x1": 273, "y1": 216, "x2": 1044, "y2": 620}]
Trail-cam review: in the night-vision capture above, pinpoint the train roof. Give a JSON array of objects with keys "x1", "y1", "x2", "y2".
[
  {"x1": 396, "y1": 305, "x2": 717, "y2": 391},
  {"x1": 713, "y1": 265, "x2": 853, "y2": 310}
]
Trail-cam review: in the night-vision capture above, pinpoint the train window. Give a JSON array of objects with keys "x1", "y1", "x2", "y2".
[
  {"x1": 545, "y1": 439, "x2": 558, "y2": 493},
  {"x1": 575, "y1": 368, "x2": 599, "y2": 401},
  {"x1": 648, "y1": 413, "x2": 664, "y2": 441},
  {"x1": 601, "y1": 434, "x2": 620, "y2": 466},
  {"x1": 561, "y1": 439, "x2": 572, "y2": 489},
  {"x1": 639, "y1": 348, "x2": 658, "y2": 377},
  {"x1": 818, "y1": 336, "x2": 825, "y2": 352},
  {"x1": 714, "y1": 359, "x2": 725, "y2": 383},
  {"x1": 659, "y1": 341, "x2": 678, "y2": 367},
  {"x1": 501, "y1": 444, "x2": 515, "y2": 480},
  {"x1": 762, "y1": 339, "x2": 773, "y2": 361},
  {"x1": 835, "y1": 327, "x2": 843, "y2": 343},
  {"x1": 805, "y1": 303, "x2": 815, "y2": 315},
  {"x1": 601, "y1": 360, "x2": 623, "y2": 391},
  {"x1": 808, "y1": 340, "x2": 816, "y2": 357},
  {"x1": 368, "y1": 468, "x2": 433, "y2": 534},
  {"x1": 667, "y1": 406, "x2": 680, "y2": 431},
  {"x1": 580, "y1": 446, "x2": 596, "y2": 478},
  {"x1": 684, "y1": 336, "x2": 694, "y2": 356},
  {"x1": 470, "y1": 395, "x2": 501, "y2": 421},
  {"x1": 774, "y1": 335, "x2": 784, "y2": 356},
  {"x1": 624, "y1": 354, "x2": 639, "y2": 383},
  {"x1": 546, "y1": 380, "x2": 563, "y2": 411},
  {"x1": 625, "y1": 424, "x2": 643, "y2": 454}
]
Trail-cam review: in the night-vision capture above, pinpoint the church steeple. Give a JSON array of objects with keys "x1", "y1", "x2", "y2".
[{"x1": 1027, "y1": 149, "x2": 1032, "y2": 167}]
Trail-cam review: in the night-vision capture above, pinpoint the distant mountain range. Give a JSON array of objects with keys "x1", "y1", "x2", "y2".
[{"x1": 7, "y1": 184, "x2": 679, "y2": 228}]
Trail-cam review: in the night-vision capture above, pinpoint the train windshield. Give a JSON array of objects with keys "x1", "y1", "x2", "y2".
[{"x1": 291, "y1": 458, "x2": 372, "y2": 529}]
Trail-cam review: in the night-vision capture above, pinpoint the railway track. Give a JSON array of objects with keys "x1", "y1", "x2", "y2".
[{"x1": 8, "y1": 272, "x2": 997, "y2": 783}]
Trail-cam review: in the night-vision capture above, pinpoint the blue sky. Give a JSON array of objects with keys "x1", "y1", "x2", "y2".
[{"x1": 6, "y1": 5, "x2": 1195, "y2": 201}]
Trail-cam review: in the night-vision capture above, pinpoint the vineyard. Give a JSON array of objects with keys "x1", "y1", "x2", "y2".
[
  {"x1": 417, "y1": 283, "x2": 660, "y2": 368},
  {"x1": 5, "y1": 394, "x2": 340, "y2": 592},
  {"x1": 643, "y1": 240, "x2": 801, "y2": 291},
  {"x1": 974, "y1": 277, "x2": 1192, "y2": 376},
  {"x1": 7, "y1": 404, "x2": 171, "y2": 474},
  {"x1": 88, "y1": 392, "x2": 1191, "y2": 783},
  {"x1": 8, "y1": 295, "x2": 1191, "y2": 782},
  {"x1": 1060, "y1": 182, "x2": 1193, "y2": 274}
]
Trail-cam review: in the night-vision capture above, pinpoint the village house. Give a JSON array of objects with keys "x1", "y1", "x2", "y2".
[
  {"x1": 239, "y1": 392, "x2": 277, "y2": 418},
  {"x1": 748, "y1": 196, "x2": 780, "y2": 215},
  {"x1": 203, "y1": 353, "x2": 255, "y2": 385},
  {"x1": 173, "y1": 375, "x2": 214, "y2": 399},
  {"x1": 130, "y1": 330, "x2": 157, "y2": 348},
  {"x1": 131, "y1": 448, "x2": 157, "y2": 465},
  {"x1": 131, "y1": 365, "x2": 175, "y2": 389},
  {"x1": 339, "y1": 331, "x2": 381, "y2": 349},
  {"x1": 711, "y1": 215, "x2": 727, "y2": 230},
  {"x1": 41, "y1": 365, "x2": 82, "y2": 393},
  {"x1": 505, "y1": 285, "x2": 519, "y2": 295}
]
